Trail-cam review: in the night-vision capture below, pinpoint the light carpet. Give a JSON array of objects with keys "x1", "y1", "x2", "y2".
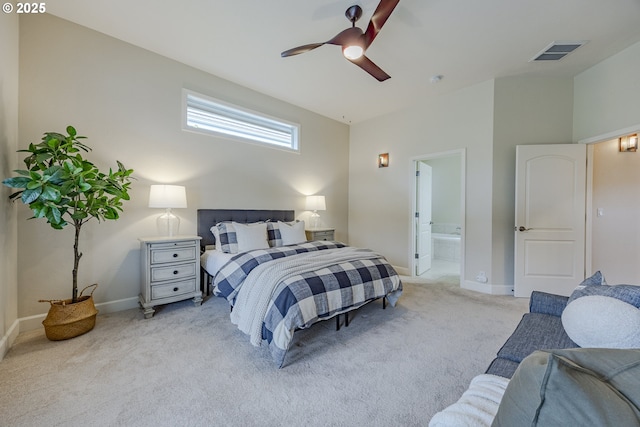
[{"x1": 0, "y1": 279, "x2": 528, "y2": 426}]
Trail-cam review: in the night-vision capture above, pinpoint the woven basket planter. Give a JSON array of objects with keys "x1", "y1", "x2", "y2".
[{"x1": 40, "y1": 284, "x2": 99, "y2": 341}]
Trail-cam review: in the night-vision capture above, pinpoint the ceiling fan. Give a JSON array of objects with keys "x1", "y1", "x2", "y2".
[{"x1": 281, "y1": 0, "x2": 400, "y2": 81}]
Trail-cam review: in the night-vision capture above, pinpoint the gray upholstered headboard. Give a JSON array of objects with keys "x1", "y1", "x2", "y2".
[{"x1": 197, "y1": 209, "x2": 295, "y2": 249}]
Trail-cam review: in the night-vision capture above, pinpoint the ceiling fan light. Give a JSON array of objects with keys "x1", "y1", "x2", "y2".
[{"x1": 343, "y1": 45, "x2": 364, "y2": 60}]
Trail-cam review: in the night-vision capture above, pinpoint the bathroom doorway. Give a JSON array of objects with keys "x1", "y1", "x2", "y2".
[{"x1": 412, "y1": 150, "x2": 465, "y2": 283}]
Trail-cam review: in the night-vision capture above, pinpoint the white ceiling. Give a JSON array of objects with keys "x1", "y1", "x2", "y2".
[{"x1": 47, "y1": 0, "x2": 640, "y2": 124}]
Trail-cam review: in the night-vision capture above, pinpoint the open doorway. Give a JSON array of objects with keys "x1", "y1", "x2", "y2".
[{"x1": 412, "y1": 150, "x2": 465, "y2": 283}]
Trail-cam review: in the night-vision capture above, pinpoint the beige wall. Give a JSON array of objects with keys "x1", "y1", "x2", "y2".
[
  {"x1": 491, "y1": 77, "x2": 574, "y2": 288},
  {"x1": 17, "y1": 14, "x2": 349, "y2": 320},
  {"x1": 573, "y1": 39, "x2": 640, "y2": 284},
  {"x1": 574, "y1": 40, "x2": 640, "y2": 142},
  {"x1": 349, "y1": 76, "x2": 574, "y2": 292},
  {"x1": 591, "y1": 139, "x2": 640, "y2": 284},
  {"x1": 349, "y1": 80, "x2": 495, "y2": 279},
  {"x1": 0, "y1": 12, "x2": 20, "y2": 356}
]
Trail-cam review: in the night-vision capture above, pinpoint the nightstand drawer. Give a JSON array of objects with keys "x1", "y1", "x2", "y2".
[
  {"x1": 306, "y1": 229, "x2": 335, "y2": 241},
  {"x1": 150, "y1": 262, "x2": 196, "y2": 282},
  {"x1": 313, "y1": 231, "x2": 333, "y2": 240},
  {"x1": 151, "y1": 278, "x2": 197, "y2": 299},
  {"x1": 150, "y1": 246, "x2": 197, "y2": 264}
]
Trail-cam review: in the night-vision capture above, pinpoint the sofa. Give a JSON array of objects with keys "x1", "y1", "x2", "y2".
[
  {"x1": 484, "y1": 290, "x2": 576, "y2": 379},
  {"x1": 430, "y1": 272, "x2": 640, "y2": 427}
]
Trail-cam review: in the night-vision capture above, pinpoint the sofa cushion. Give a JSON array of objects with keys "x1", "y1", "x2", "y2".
[
  {"x1": 492, "y1": 348, "x2": 640, "y2": 427},
  {"x1": 561, "y1": 295, "x2": 640, "y2": 348},
  {"x1": 496, "y1": 313, "x2": 576, "y2": 363},
  {"x1": 528, "y1": 291, "x2": 569, "y2": 317}
]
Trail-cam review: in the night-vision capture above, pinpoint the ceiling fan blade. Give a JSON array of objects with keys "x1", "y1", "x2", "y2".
[
  {"x1": 326, "y1": 27, "x2": 363, "y2": 46},
  {"x1": 281, "y1": 43, "x2": 325, "y2": 57},
  {"x1": 348, "y1": 55, "x2": 391, "y2": 81},
  {"x1": 281, "y1": 27, "x2": 363, "y2": 57},
  {"x1": 364, "y1": 0, "x2": 400, "y2": 48}
]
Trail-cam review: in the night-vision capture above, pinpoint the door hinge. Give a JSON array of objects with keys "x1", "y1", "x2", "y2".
[
  {"x1": 415, "y1": 212, "x2": 419, "y2": 218},
  {"x1": 415, "y1": 253, "x2": 419, "y2": 259},
  {"x1": 416, "y1": 170, "x2": 420, "y2": 177}
]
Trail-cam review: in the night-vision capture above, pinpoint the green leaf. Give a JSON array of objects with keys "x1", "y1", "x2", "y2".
[
  {"x1": 2, "y1": 176, "x2": 31, "y2": 189},
  {"x1": 26, "y1": 181, "x2": 42, "y2": 190},
  {"x1": 21, "y1": 187, "x2": 42, "y2": 204},
  {"x1": 70, "y1": 211, "x2": 88, "y2": 220},
  {"x1": 66, "y1": 126, "x2": 77, "y2": 137},
  {"x1": 50, "y1": 206, "x2": 62, "y2": 224},
  {"x1": 40, "y1": 186, "x2": 60, "y2": 201},
  {"x1": 32, "y1": 205, "x2": 46, "y2": 218},
  {"x1": 46, "y1": 137, "x2": 60, "y2": 150}
]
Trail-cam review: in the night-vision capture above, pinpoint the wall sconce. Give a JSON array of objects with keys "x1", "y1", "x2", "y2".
[
  {"x1": 619, "y1": 134, "x2": 638, "y2": 152},
  {"x1": 378, "y1": 153, "x2": 389, "y2": 168},
  {"x1": 305, "y1": 195, "x2": 326, "y2": 229},
  {"x1": 148, "y1": 184, "x2": 187, "y2": 236}
]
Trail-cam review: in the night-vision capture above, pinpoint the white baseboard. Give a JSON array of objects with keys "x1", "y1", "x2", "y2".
[
  {"x1": 462, "y1": 280, "x2": 514, "y2": 295},
  {"x1": 392, "y1": 265, "x2": 410, "y2": 276},
  {"x1": 0, "y1": 319, "x2": 20, "y2": 361},
  {"x1": 18, "y1": 296, "x2": 140, "y2": 333}
]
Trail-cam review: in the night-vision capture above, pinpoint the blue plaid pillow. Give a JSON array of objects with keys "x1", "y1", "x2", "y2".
[
  {"x1": 216, "y1": 222, "x2": 238, "y2": 254},
  {"x1": 568, "y1": 271, "x2": 640, "y2": 308},
  {"x1": 266, "y1": 222, "x2": 283, "y2": 247}
]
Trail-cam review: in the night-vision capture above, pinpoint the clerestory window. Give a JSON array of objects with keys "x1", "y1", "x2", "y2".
[{"x1": 182, "y1": 89, "x2": 299, "y2": 152}]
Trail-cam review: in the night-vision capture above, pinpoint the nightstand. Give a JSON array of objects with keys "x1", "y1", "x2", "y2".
[
  {"x1": 305, "y1": 228, "x2": 335, "y2": 241},
  {"x1": 139, "y1": 235, "x2": 202, "y2": 319}
]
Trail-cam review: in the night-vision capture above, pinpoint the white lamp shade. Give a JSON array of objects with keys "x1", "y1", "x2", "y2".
[
  {"x1": 305, "y1": 195, "x2": 326, "y2": 211},
  {"x1": 148, "y1": 185, "x2": 187, "y2": 208}
]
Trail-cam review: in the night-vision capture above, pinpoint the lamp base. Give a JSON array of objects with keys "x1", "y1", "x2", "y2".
[
  {"x1": 157, "y1": 209, "x2": 180, "y2": 236},
  {"x1": 310, "y1": 211, "x2": 320, "y2": 230}
]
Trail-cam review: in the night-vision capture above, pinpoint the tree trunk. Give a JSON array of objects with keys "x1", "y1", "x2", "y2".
[{"x1": 72, "y1": 222, "x2": 83, "y2": 303}]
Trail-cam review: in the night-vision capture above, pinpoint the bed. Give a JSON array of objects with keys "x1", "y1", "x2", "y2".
[{"x1": 198, "y1": 209, "x2": 403, "y2": 367}]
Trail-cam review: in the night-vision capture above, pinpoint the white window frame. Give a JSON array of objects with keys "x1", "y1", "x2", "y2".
[{"x1": 182, "y1": 89, "x2": 300, "y2": 152}]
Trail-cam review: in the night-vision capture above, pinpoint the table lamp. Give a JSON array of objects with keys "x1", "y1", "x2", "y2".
[
  {"x1": 148, "y1": 184, "x2": 187, "y2": 236},
  {"x1": 305, "y1": 195, "x2": 326, "y2": 230}
]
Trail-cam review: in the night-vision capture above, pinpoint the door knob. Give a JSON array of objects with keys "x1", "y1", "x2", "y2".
[{"x1": 516, "y1": 226, "x2": 532, "y2": 232}]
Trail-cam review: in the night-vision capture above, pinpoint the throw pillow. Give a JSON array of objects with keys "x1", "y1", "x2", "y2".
[
  {"x1": 231, "y1": 222, "x2": 269, "y2": 253},
  {"x1": 575, "y1": 270, "x2": 607, "y2": 289},
  {"x1": 492, "y1": 348, "x2": 640, "y2": 427},
  {"x1": 266, "y1": 222, "x2": 283, "y2": 247},
  {"x1": 278, "y1": 220, "x2": 306, "y2": 245},
  {"x1": 216, "y1": 222, "x2": 238, "y2": 254},
  {"x1": 561, "y1": 295, "x2": 640, "y2": 348},
  {"x1": 568, "y1": 282, "x2": 640, "y2": 308},
  {"x1": 209, "y1": 225, "x2": 222, "y2": 252}
]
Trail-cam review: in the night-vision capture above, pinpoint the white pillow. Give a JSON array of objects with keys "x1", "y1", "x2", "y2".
[
  {"x1": 277, "y1": 220, "x2": 307, "y2": 245},
  {"x1": 231, "y1": 222, "x2": 269, "y2": 253},
  {"x1": 561, "y1": 295, "x2": 640, "y2": 348},
  {"x1": 209, "y1": 226, "x2": 221, "y2": 252}
]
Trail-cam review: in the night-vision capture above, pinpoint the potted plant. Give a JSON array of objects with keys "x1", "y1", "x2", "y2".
[{"x1": 3, "y1": 126, "x2": 134, "y2": 340}]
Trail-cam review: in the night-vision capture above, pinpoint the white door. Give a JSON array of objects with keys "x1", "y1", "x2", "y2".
[
  {"x1": 514, "y1": 144, "x2": 586, "y2": 297},
  {"x1": 416, "y1": 161, "x2": 433, "y2": 275}
]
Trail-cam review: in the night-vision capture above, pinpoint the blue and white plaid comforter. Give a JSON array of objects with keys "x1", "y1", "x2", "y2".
[{"x1": 212, "y1": 241, "x2": 402, "y2": 366}]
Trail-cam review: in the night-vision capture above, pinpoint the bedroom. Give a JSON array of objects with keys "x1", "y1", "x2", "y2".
[{"x1": 1, "y1": 1, "x2": 640, "y2": 424}]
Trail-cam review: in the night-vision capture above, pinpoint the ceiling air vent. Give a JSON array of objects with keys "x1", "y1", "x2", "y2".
[{"x1": 530, "y1": 41, "x2": 587, "y2": 62}]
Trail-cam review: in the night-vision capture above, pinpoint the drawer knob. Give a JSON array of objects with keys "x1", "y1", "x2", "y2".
[
  {"x1": 173, "y1": 270, "x2": 179, "y2": 275},
  {"x1": 173, "y1": 287, "x2": 179, "y2": 292},
  {"x1": 173, "y1": 253, "x2": 178, "y2": 258}
]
